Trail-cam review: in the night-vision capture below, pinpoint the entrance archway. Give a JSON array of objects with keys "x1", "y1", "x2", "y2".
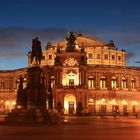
[{"x1": 64, "y1": 94, "x2": 76, "y2": 115}]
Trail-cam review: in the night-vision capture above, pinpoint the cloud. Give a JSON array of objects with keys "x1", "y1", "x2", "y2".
[
  {"x1": 94, "y1": 27, "x2": 140, "y2": 67},
  {"x1": 0, "y1": 51, "x2": 26, "y2": 57},
  {"x1": 135, "y1": 61, "x2": 140, "y2": 64},
  {"x1": 0, "y1": 26, "x2": 101, "y2": 53},
  {"x1": 126, "y1": 52, "x2": 137, "y2": 59},
  {"x1": 0, "y1": 27, "x2": 67, "y2": 49},
  {"x1": 0, "y1": 26, "x2": 139, "y2": 67},
  {"x1": 0, "y1": 27, "x2": 69, "y2": 58}
]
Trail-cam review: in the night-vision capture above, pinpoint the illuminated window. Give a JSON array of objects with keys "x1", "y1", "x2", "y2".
[
  {"x1": 112, "y1": 105, "x2": 119, "y2": 113},
  {"x1": 111, "y1": 76, "x2": 117, "y2": 88},
  {"x1": 100, "y1": 76, "x2": 106, "y2": 89},
  {"x1": 123, "y1": 105, "x2": 127, "y2": 113},
  {"x1": 112, "y1": 55, "x2": 115, "y2": 60},
  {"x1": 104, "y1": 54, "x2": 108, "y2": 59},
  {"x1": 132, "y1": 105, "x2": 136, "y2": 113},
  {"x1": 69, "y1": 79, "x2": 74, "y2": 87},
  {"x1": 51, "y1": 76, "x2": 55, "y2": 88},
  {"x1": 100, "y1": 105, "x2": 106, "y2": 114},
  {"x1": 0, "y1": 81, "x2": 5, "y2": 89},
  {"x1": 88, "y1": 76, "x2": 94, "y2": 88},
  {"x1": 42, "y1": 55, "x2": 45, "y2": 60},
  {"x1": 118, "y1": 56, "x2": 121, "y2": 60},
  {"x1": 62, "y1": 71, "x2": 79, "y2": 86},
  {"x1": 131, "y1": 78, "x2": 135, "y2": 89},
  {"x1": 88, "y1": 53, "x2": 93, "y2": 59},
  {"x1": 132, "y1": 101, "x2": 138, "y2": 113},
  {"x1": 122, "y1": 77, "x2": 127, "y2": 89},
  {"x1": 49, "y1": 54, "x2": 52, "y2": 60},
  {"x1": 23, "y1": 78, "x2": 27, "y2": 89},
  {"x1": 97, "y1": 54, "x2": 100, "y2": 59}
]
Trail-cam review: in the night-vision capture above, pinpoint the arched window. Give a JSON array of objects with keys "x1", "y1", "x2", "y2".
[
  {"x1": 0, "y1": 80, "x2": 5, "y2": 89},
  {"x1": 131, "y1": 78, "x2": 136, "y2": 89},
  {"x1": 132, "y1": 101, "x2": 138, "y2": 113},
  {"x1": 100, "y1": 76, "x2": 106, "y2": 89},
  {"x1": 122, "y1": 100, "x2": 128, "y2": 113},
  {"x1": 111, "y1": 76, "x2": 117, "y2": 88},
  {"x1": 88, "y1": 76, "x2": 95, "y2": 88},
  {"x1": 122, "y1": 77, "x2": 127, "y2": 89},
  {"x1": 51, "y1": 76, "x2": 55, "y2": 88}
]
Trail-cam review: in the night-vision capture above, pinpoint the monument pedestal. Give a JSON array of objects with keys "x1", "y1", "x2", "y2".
[
  {"x1": 5, "y1": 66, "x2": 62, "y2": 124},
  {"x1": 5, "y1": 37, "x2": 61, "y2": 124},
  {"x1": 5, "y1": 66, "x2": 47, "y2": 123}
]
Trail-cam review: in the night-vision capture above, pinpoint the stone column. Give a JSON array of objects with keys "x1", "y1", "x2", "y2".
[
  {"x1": 106, "y1": 73, "x2": 111, "y2": 89},
  {"x1": 84, "y1": 69, "x2": 87, "y2": 88},
  {"x1": 54, "y1": 70, "x2": 58, "y2": 86},
  {"x1": 79, "y1": 70, "x2": 81, "y2": 86},
  {"x1": 60, "y1": 70, "x2": 62, "y2": 86},
  {"x1": 118, "y1": 73, "x2": 121, "y2": 90},
  {"x1": 127, "y1": 76, "x2": 130, "y2": 90},
  {"x1": 79, "y1": 68, "x2": 83, "y2": 86},
  {"x1": 95, "y1": 72, "x2": 100, "y2": 89}
]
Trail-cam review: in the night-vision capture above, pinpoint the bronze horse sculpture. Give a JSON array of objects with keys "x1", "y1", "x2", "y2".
[{"x1": 30, "y1": 37, "x2": 42, "y2": 66}]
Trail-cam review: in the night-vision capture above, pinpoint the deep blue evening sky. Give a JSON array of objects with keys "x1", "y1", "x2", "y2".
[{"x1": 0, "y1": 0, "x2": 140, "y2": 69}]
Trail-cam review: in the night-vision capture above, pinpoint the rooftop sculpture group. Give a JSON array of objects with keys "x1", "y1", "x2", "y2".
[{"x1": 66, "y1": 32, "x2": 76, "y2": 52}]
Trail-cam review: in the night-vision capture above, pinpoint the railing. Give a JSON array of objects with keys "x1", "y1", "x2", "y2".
[{"x1": 56, "y1": 85, "x2": 85, "y2": 89}]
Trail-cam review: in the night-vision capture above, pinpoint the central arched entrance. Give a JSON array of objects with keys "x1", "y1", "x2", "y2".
[{"x1": 64, "y1": 94, "x2": 76, "y2": 115}]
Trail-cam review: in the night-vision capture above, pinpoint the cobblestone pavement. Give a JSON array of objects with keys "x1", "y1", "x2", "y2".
[{"x1": 0, "y1": 115, "x2": 140, "y2": 140}]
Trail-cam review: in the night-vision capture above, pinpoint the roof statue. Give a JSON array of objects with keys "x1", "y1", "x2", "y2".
[
  {"x1": 109, "y1": 40, "x2": 115, "y2": 49},
  {"x1": 30, "y1": 37, "x2": 42, "y2": 66},
  {"x1": 66, "y1": 32, "x2": 76, "y2": 52}
]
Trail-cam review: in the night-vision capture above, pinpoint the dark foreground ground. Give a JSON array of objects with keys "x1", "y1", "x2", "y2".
[{"x1": 0, "y1": 116, "x2": 140, "y2": 140}]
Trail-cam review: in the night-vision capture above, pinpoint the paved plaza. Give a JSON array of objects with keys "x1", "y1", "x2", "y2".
[{"x1": 0, "y1": 116, "x2": 140, "y2": 140}]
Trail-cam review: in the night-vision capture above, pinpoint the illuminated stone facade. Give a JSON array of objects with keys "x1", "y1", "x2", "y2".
[{"x1": 0, "y1": 33, "x2": 140, "y2": 116}]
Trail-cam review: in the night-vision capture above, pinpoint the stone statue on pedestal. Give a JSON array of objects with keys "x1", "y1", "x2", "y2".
[
  {"x1": 30, "y1": 37, "x2": 42, "y2": 66},
  {"x1": 5, "y1": 38, "x2": 59, "y2": 124}
]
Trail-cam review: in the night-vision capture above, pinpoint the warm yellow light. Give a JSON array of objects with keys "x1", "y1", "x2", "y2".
[
  {"x1": 110, "y1": 99, "x2": 117, "y2": 105},
  {"x1": 62, "y1": 78, "x2": 67, "y2": 86},
  {"x1": 5, "y1": 101, "x2": 10, "y2": 106},
  {"x1": 62, "y1": 70, "x2": 79, "y2": 86},
  {"x1": 12, "y1": 101, "x2": 16, "y2": 105},
  {"x1": 89, "y1": 98, "x2": 94, "y2": 103},
  {"x1": 97, "y1": 98, "x2": 106, "y2": 105},
  {"x1": 0, "y1": 100, "x2": 4, "y2": 103},
  {"x1": 75, "y1": 45, "x2": 79, "y2": 49},
  {"x1": 64, "y1": 101, "x2": 68, "y2": 114},
  {"x1": 132, "y1": 101, "x2": 138, "y2": 105},
  {"x1": 17, "y1": 105, "x2": 21, "y2": 109},
  {"x1": 122, "y1": 100, "x2": 128, "y2": 105},
  {"x1": 101, "y1": 98, "x2": 105, "y2": 102},
  {"x1": 64, "y1": 94, "x2": 76, "y2": 114},
  {"x1": 97, "y1": 101, "x2": 101, "y2": 105}
]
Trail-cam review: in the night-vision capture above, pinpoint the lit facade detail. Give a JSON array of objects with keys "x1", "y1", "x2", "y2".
[
  {"x1": 88, "y1": 76, "x2": 94, "y2": 88},
  {"x1": 122, "y1": 77, "x2": 127, "y2": 89},
  {"x1": 0, "y1": 33, "x2": 140, "y2": 115},
  {"x1": 131, "y1": 78, "x2": 136, "y2": 89},
  {"x1": 100, "y1": 76, "x2": 106, "y2": 89},
  {"x1": 111, "y1": 76, "x2": 117, "y2": 88}
]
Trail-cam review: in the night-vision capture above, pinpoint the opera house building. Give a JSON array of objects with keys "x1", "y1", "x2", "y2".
[{"x1": 0, "y1": 32, "x2": 140, "y2": 116}]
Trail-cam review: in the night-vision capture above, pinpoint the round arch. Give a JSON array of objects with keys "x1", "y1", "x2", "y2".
[{"x1": 64, "y1": 94, "x2": 76, "y2": 114}]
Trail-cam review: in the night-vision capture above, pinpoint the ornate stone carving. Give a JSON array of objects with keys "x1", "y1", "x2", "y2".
[{"x1": 63, "y1": 57, "x2": 79, "y2": 67}]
